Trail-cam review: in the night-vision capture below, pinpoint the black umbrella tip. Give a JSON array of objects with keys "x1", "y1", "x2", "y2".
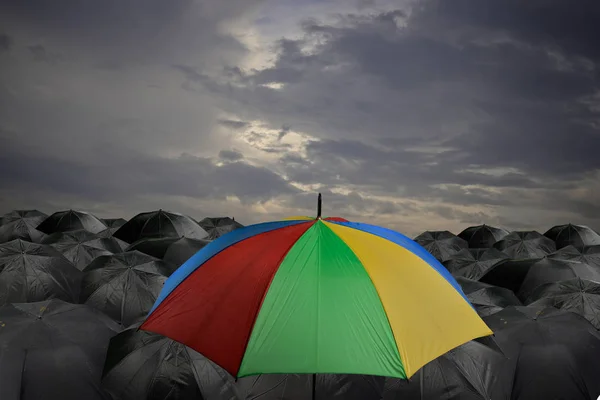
[{"x1": 317, "y1": 193, "x2": 322, "y2": 219}]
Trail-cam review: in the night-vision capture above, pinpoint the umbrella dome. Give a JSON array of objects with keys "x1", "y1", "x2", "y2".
[
  {"x1": 102, "y1": 327, "x2": 239, "y2": 400},
  {"x1": 413, "y1": 230, "x2": 468, "y2": 262},
  {"x1": 458, "y1": 225, "x2": 509, "y2": 248},
  {"x1": 113, "y1": 210, "x2": 208, "y2": 244},
  {"x1": 525, "y1": 278, "x2": 600, "y2": 329},
  {"x1": 199, "y1": 216, "x2": 244, "y2": 240},
  {"x1": 544, "y1": 223, "x2": 600, "y2": 249},
  {"x1": 443, "y1": 248, "x2": 510, "y2": 280},
  {"x1": 493, "y1": 231, "x2": 556, "y2": 259},
  {"x1": 141, "y1": 196, "x2": 492, "y2": 380},
  {"x1": 36, "y1": 210, "x2": 107, "y2": 234},
  {"x1": 0, "y1": 239, "x2": 81, "y2": 304},
  {"x1": 0, "y1": 210, "x2": 48, "y2": 244}
]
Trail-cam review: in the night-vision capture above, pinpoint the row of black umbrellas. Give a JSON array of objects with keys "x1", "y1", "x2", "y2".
[{"x1": 1, "y1": 209, "x2": 600, "y2": 399}]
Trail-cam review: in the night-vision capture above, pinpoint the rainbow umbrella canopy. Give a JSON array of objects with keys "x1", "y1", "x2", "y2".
[{"x1": 141, "y1": 195, "x2": 492, "y2": 381}]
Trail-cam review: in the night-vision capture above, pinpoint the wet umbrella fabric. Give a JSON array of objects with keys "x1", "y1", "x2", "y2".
[
  {"x1": 413, "y1": 230, "x2": 468, "y2": 262},
  {"x1": 480, "y1": 256, "x2": 600, "y2": 301},
  {"x1": 382, "y1": 340, "x2": 511, "y2": 400},
  {"x1": 81, "y1": 251, "x2": 172, "y2": 328},
  {"x1": 0, "y1": 299, "x2": 119, "y2": 400},
  {"x1": 548, "y1": 244, "x2": 600, "y2": 268},
  {"x1": 456, "y1": 277, "x2": 521, "y2": 317},
  {"x1": 458, "y1": 225, "x2": 509, "y2": 248},
  {"x1": 42, "y1": 229, "x2": 122, "y2": 270},
  {"x1": 141, "y1": 217, "x2": 491, "y2": 380},
  {"x1": 163, "y1": 237, "x2": 211, "y2": 268},
  {"x1": 113, "y1": 210, "x2": 208, "y2": 243},
  {"x1": 101, "y1": 218, "x2": 127, "y2": 229},
  {"x1": 0, "y1": 210, "x2": 47, "y2": 244},
  {"x1": 199, "y1": 217, "x2": 244, "y2": 240},
  {"x1": 102, "y1": 328, "x2": 239, "y2": 400},
  {"x1": 443, "y1": 248, "x2": 509, "y2": 280},
  {"x1": 484, "y1": 306, "x2": 600, "y2": 400},
  {"x1": 36, "y1": 210, "x2": 107, "y2": 234},
  {"x1": 0, "y1": 239, "x2": 81, "y2": 305},
  {"x1": 125, "y1": 236, "x2": 181, "y2": 259},
  {"x1": 544, "y1": 223, "x2": 600, "y2": 249},
  {"x1": 525, "y1": 278, "x2": 600, "y2": 329},
  {"x1": 493, "y1": 231, "x2": 556, "y2": 259}
]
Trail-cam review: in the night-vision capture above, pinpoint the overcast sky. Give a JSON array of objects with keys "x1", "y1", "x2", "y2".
[{"x1": 1, "y1": 0, "x2": 599, "y2": 237}]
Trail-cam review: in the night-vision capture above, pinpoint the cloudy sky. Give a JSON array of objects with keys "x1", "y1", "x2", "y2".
[{"x1": 1, "y1": 0, "x2": 599, "y2": 237}]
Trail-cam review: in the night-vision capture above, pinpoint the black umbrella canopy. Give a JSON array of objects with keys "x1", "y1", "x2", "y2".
[
  {"x1": 382, "y1": 340, "x2": 511, "y2": 400},
  {"x1": 97, "y1": 227, "x2": 129, "y2": 251},
  {"x1": 125, "y1": 236, "x2": 182, "y2": 259},
  {"x1": 481, "y1": 256, "x2": 600, "y2": 302},
  {"x1": 237, "y1": 374, "x2": 385, "y2": 400},
  {"x1": 458, "y1": 224, "x2": 509, "y2": 248},
  {"x1": 36, "y1": 209, "x2": 108, "y2": 234},
  {"x1": 0, "y1": 239, "x2": 81, "y2": 305},
  {"x1": 525, "y1": 278, "x2": 600, "y2": 329},
  {"x1": 0, "y1": 210, "x2": 48, "y2": 244},
  {"x1": 456, "y1": 277, "x2": 522, "y2": 317},
  {"x1": 113, "y1": 210, "x2": 208, "y2": 243},
  {"x1": 41, "y1": 229, "x2": 123, "y2": 270},
  {"x1": 547, "y1": 244, "x2": 600, "y2": 268},
  {"x1": 493, "y1": 230, "x2": 556, "y2": 259},
  {"x1": 484, "y1": 306, "x2": 600, "y2": 400},
  {"x1": 101, "y1": 218, "x2": 127, "y2": 229},
  {"x1": 102, "y1": 328, "x2": 240, "y2": 400},
  {"x1": 544, "y1": 223, "x2": 600, "y2": 249},
  {"x1": 199, "y1": 217, "x2": 244, "y2": 240},
  {"x1": 0, "y1": 299, "x2": 119, "y2": 400},
  {"x1": 443, "y1": 248, "x2": 510, "y2": 280},
  {"x1": 163, "y1": 237, "x2": 211, "y2": 268},
  {"x1": 413, "y1": 230, "x2": 468, "y2": 262},
  {"x1": 81, "y1": 251, "x2": 172, "y2": 328}
]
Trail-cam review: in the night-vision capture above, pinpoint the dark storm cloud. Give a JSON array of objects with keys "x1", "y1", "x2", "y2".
[
  {"x1": 217, "y1": 119, "x2": 250, "y2": 130},
  {"x1": 218, "y1": 149, "x2": 244, "y2": 161},
  {"x1": 413, "y1": 0, "x2": 600, "y2": 61},
  {"x1": 190, "y1": 0, "x2": 600, "y2": 224},
  {"x1": 0, "y1": 33, "x2": 10, "y2": 52},
  {"x1": 0, "y1": 142, "x2": 296, "y2": 204}
]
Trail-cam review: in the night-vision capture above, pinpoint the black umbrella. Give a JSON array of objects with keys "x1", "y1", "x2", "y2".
[
  {"x1": 0, "y1": 299, "x2": 119, "y2": 400},
  {"x1": 443, "y1": 248, "x2": 509, "y2": 280},
  {"x1": 237, "y1": 374, "x2": 385, "y2": 400},
  {"x1": 413, "y1": 230, "x2": 468, "y2": 262},
  {"x1": 125, "y1": 236, "x2": 182, "y2": 259},
  {"x1": 484, "y1": 306, "x2": 600, "y2": 400},
  {"x1": 41, "y1": 229, "x2": 123, "y2": 270},
  {"x1": 382, "y1": 340, "x2": 511, "y2": 400},
  {"x1": 544, "y1": 223, "x2": 600, "y2": 249},
  {"x1": 113, "y1": 210, "x2": 208, "y2": 243},
  {"x1": 101, "y1": 328, "x2": 240, "y2": 400},
  {"x1": 525, "y1": 278, "x2": 600, "y2": 329},
  {"x1": 455, "y1": 277, "x2": 521, "y2": 317},
  {"x1": 37, "y1": 209, "x2": 107, "y2": 234},
  {"x1": 97, "y1": 227, "x2": 129, "y2": 251},
  {"x1": 0, "y1": 239, "x2": 81, "y2": 305},
  {"x1": 81, "y1": 251, "x2": 172, "y2": 328},
  {"x1": 493, "y1": 230, "x2": 556, "y2": 259},
  {"x1": 199, "y1": 217, "x2": 244, "y2": 240},
  {"x1": 0, "y1": 210, "x2": 48, "y2": 244},
  {"x1": 548, "y1": 244, "x2": 600, "y2": 268},
  {"x1": 101, "y1": 218, "x2": 127, "y2": 228},
  {"x1": 163, "y1": 237, "x2": 210, "y2": 268},
  {"x1": 481, "y1": 256, "x2": 600, "y2": 302},
  {"x1": 458, "y1": 224, "x2": 509, "y2": 248}
]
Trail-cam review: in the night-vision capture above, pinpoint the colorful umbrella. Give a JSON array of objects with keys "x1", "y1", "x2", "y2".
[{"x1": 141, "y1": 194, "x2": 492, "y2": 383}]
